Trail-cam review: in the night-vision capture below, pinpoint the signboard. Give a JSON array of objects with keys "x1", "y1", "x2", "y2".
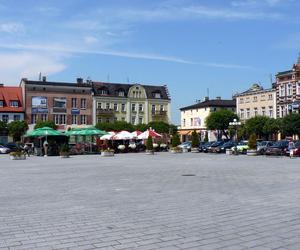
[
  {"x1": 292, "y1": 103, "x2": 299, "y2": 109},
  {"x1": 53, "y1": 97, "x2": 67, "y2": 113},
  {"x1": 32, "y1": 96, "x2": 47, "y2": 108},
  {"x1": 71, "y1": 108, "x2": 80, "y2": 115},
  {"x1": 32, "y1": 107, "x2": 48, "y2": 114},
  {"x1": 193, "y1": 117, "x2": 201, "y2": 126}
]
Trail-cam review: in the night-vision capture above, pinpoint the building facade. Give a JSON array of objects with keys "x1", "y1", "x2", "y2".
[
  {"x1": 276, "y1": 59, "x2": 300, "y2": 118},
  {"x1": 92, "y1": 82, "x2": 171, "y2": 125},
  {"x1": 20, "y1": 78, "x2": 93, "y2": 130},
  {"x1": 0, "y1": 84, "x2": 25, "y2": 144},
  {"x1": 179, "y1": 97, "x2": 236, "y2": 142},
  {"x1": 235, "y1": 83, "x2": 276, "y2": 121}
]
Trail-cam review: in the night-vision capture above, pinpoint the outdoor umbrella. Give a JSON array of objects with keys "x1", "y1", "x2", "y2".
[
  {"x1": 131, "y1": 130, "x2": 142, "y2": 138},
  {"x1": 25, "y1": 127, "x2": 63, "y2": 137},
  {"x1": 100, "y1": 131, "x2": 115, "y2": 140},
  {"x1": 137, "y1": 129, "x2": 162, "y2": 139},
  {"x1": 113, "y1": 130, "x2": 134, "y2": 140},
  {"x1": 76, "y1": 128, "x2": 107, "y2": 136}
]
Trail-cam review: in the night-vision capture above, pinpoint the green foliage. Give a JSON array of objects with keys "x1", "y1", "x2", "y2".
[
  {"x1": 263, "y1": 118, "x2": 281, "y2": 139},
  {"x1": 248, "y1": 133, "x2": 257, "y2": 150},
  {"x1": 146, "y1": 136, "x2": 153, "y2": 150},
  {"x1": 169, "y1": 124, "x2": 178, "y2": 135},
  {"x1": 34, "y1": 120, "x2": 57, "y2": 130},
  {"x1": 204, "y1": 131, "x2": 209, "y2": 142},
  {"x1": 59, "y1": 143, "x2": 70, "y2": 153},
  {"x1": 7, "y1": 121, "x2": 28, "y2": 141},
  {"x1": 191, "y1": 130, "x2": 199, "y2": 148},
  {"x1": 205, "y1": 109, "x2": 238, "y2": 138},
  {"x1": 147, "y1": 121, "x2": 170, "y2": 134},
  {"x1": 245, "y1": 116, "x2": 269, "y2": 138},
  {"x1": 237, "y1": 123, "x2": 248, "y2": 141},
  {"x1": 280, "y1": 113, "x2": 300, "y2": 137},
  {"x1": 134, "y1": 123, "x2": 148, "y2": 132},
  {"x1": 171, "y1": 133, "x2": 181, "y2": 147},
  {"x1": 0, "y1": 120, "x2": 8, "y2": 135}
]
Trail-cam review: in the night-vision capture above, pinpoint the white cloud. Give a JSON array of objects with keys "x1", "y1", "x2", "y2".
[
  {"x1": 0, "y1": 22, "x2": 24, "y2": 34},
  {"x1": 0, "y1": 51, "x2": 66, "y2": 85},
  {"x1": 84, "y1": 36, "x2": 98, "y2": 44}
]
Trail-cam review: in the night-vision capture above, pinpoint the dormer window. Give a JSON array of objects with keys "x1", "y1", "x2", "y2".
[
  {"x1": 10, "y1": 101, "x2": 19, "y2": 107},
  {"x1": 153, "y1": 92, "x2": 161, "y2": 99},
  {"x1": 118, "y1": 91, "x2": 125, "y2": 97},
  {"x1": 98, "y1": 87, "x2": 108, "y2": 95},
  {"x1": 0, "y1": 100, "x2": 3, "y2": 107}
]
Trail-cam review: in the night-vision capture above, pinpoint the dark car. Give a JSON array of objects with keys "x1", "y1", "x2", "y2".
[
  {"x1": 257, "y1": 141, "x2": 274, "y2": 155},
  {"x1": 285, "y1": 141, "x2": 300, "y2": 156},
  {"x1": 265, "y1": 140, "x2": 289, "y2": 156},
  {"x1": 216, "y1": 141, "x2": 235, "y2": 153},
  {"x1": 209, "y1": 141, "x2": 225, "y2": 153},
  {"x1": 5, "y1": 142, "x2": 22, "y2": 152},
  {"x1": 202, "y1": 141, "x2": 216, "y2": 153}
]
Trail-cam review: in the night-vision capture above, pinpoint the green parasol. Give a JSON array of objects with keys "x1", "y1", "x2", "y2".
[{"x1": 25, "y1": 127, "x2": 64, "y2": 137}]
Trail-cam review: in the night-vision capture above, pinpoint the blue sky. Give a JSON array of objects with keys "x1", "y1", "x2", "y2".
[{"x1": 0, "y1": 0, "x2": 299, "y2": 123}]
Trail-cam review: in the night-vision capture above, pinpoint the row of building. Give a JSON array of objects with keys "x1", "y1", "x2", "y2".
[
  {"x1": 0, "y1": 78, "x2": 171, "y2": 143},
  {"x1": 179, "y1": 58, "x2": 300, "y2": 141}
]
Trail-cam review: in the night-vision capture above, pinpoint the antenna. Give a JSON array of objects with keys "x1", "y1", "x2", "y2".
[
  {"x1": 38, "y1": 72, "x2": 42, "y2": 81},
  {"x1": 270, "y1": 74, "x2": 273, "y2": 86},
  {"x1": 107, "y1": 74, "x2": 110, "y2": 82},
  {"x1": 206, "y1": 88, "x2": 209, "y2": 98},
  {"x1": 126, "y1": 77, "x2": 130, "y2": 83}
]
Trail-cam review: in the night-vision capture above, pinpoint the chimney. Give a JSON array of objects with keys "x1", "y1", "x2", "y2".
[
  {"x1": 42, "y1": 76, "x2": 47, "y2": 82},
  {"x1": 0, "y1": 83, "x2": 4, "y2": 87},
  {"x1": 216, "y1": 96, "x2": 221, "y2": 100},
  {"x1": 204, "y1": 96, "x2": 209, "y2": 101},
  {"x1": 76, "y1": 78, "x2": 83, "y2": 84}
]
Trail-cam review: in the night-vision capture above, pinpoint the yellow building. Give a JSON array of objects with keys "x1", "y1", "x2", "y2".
[
  {"x1": 234, "y1": 84, "x2": 276, "y2": 121},
  {"x1": 179, "y1": 97, "x2": 236, "y2": 142},
  {"x1": 92, "y1": 82, "x2": 171, "y2": 125}
]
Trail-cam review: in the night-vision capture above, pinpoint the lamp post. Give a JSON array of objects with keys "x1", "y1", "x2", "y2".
[{"x1": 229, "y1": 118, "x2": 241, "y2": 155}]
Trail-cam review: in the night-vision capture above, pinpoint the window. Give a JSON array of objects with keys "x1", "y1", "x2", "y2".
[
  {"x1": 131, "y1": 103, "x2": 136, "y2": 112},
  {"x1": 118, "y1": 91, "x2": 125, "y2": 97},
  {"x1": 138, "y1": 104, "x2": 143, "y2": 112},
  {"x1": 297, "y1": 82, "x2": 300, "y2": 95},
  {"x1": 269, "y1": 106, "x2": 273, "y2": 118},
  {"x1": 151, "y1": 105, "x2": 156, "y2": 113},
  {"x1": 72, "y1": 115, "x2": 78, "y2": 124},
  {"x1": 279, "y1": 85, "x2": 285, "y2": 97},
  {"x1": 97, "y1": 117, "x2": 102, "y2": 123},
  {"x1": 31, "y1": 114, "x2": 37, "y2": 124},
  {"x1": 99, "y1": 89, "x2": 108, "y2": 95},
  {"x1": 0, "y1": 100, "x2": 3, "y2": 107},
  {"x1": 13, "y1": 115, "x2": 20, "y2": 121},
  {"x1": 41, "y1": 114, "x2": 48, "y2": 122},
  {"x1": 254, "y1": 108, "x2": 258, "y2": 116},
  {"x1": 71, "y1": 98, "x2": 77, "y2": 108},
  {"x1": 97, "y1": 102, "x2": 102, "y2": 109},
  {"x1": 240, "y1": 109, "x2": 244, "y2": 119},
  {"x1": 106, "y1": 103, "x2": 110, "y2": 110},
  {"x1": 280, "y1": 106, "x2": 284, "y2": 117},
  {"x1": 106, "y1": 118, "x2": 110, "y2": 123},
  {"x1": 10, "y1": 101, "x2": 19, "y2": 107},
  {"x1": 287, "y1": 83, "x2": 292, "y2": 96},
  {"x1": 246, "y1": 109, "x2": 250, "y2": 118},
  {"x1": 160, "y1": 105, "x2": 164, "y2": 112},
  {"x1": 121, "y1": 103, "x2": 126, "y2": 112},
  {"x1": 268, "y1": 94, "x2": 273, "y2": 100},
  {"x1": 239, "y1": 98, "x2": 244, "y2": 104},
  {"x1": 190, "y1": 118, "x2": 193, "y2": 126},
  {"x1": 262, "y1": 107, "x2": 266, "y2": 116},
  {"x1": 114, "y1": 117, "x2": 118, "y2": 122},
  {"x1": 183, "y1": 119, "x2": 186, "y2": 127},
  {"x1": 131, "y1": 116, "x2": 136, "y2": 124},
  {"x1": 54, "y1": 115, "x2": 66, "y2": 124},
  {"x1": 139, "y1": 117, "x2": 143, "y2": 124},
  {"x1": 121, "y1": 117, "x2": 125, "y2": 121},
  {"x1": 154, "y1": 93, "x2": 161, "y2": 98},
  {"x1": 2, "y1": 115, "x2": 9, "y2": 123},
  {"x1": 253, "y1": 96, "x2": 257, "y2": 102},
  {"x1": 80, "y1": 98, "x2": 86, "y2": 109},
  {"x1": 80, "y1": 115, "x2": 87, "y2": 125},
  {"x1": 113, "y1": 103, "x2": 118, "y2": 111}
]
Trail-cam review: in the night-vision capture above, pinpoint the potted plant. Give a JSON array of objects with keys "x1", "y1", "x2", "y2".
[
  {"x1": 170, "y1": 133, "x2": 182, "y2": 153},
  {"x1": 247, "y1": 134, "x2": 257, "y2": 156},
  {"x1": 160, "y1": 143, "x2": 167, "y2": 152},
  {"x1": 146, "y1": 136, "x2": 154, "y2": 155},
  {"x1": 118, "y1": 144, "x2": 125, "y2": 152},
  {"x1": 191, "y1": 130, "x2": 199, "y2": 153},
  {"x1": 101, "y1": 148, "x2": 115, "y2": 157},
  {"x1": 59, "y1": 144, "x2": 70, "y2": 158},
  {"x1": 9, "y1": 151, "x2": 26, "y2": 160}
]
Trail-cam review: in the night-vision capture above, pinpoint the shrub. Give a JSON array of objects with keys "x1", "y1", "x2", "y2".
[
  {"x1": 146, "y1": 136, "x2": 153, "y2": 150},
  {"x1": 248, "y1": 134, "x2": 257, "y2": 150},
  {"x1": 191, "y1": 130, "x2": 199, "y2": 148},
  {"x1": 59, "y1": 144, "x2": 70, "y2": 154},
  {"x1": 172, "y1": 133, "x2": 180, "y2": 147}
]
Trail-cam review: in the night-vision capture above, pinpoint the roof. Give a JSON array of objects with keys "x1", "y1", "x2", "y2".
[
  {"x1": 234, "y1": 84, "x2": 275, "y2": 97},
  {"x1": 180, "y1": 99, "x2": 236, "y2": 111},
  {"x1": 22, "y1": 79, "x2": 92, "y2": 88},
  {"x1": 276, "y1": 70, "x2": 293, "y2": 76},
  {"x1": 0, "y1": 86, "x2": 24, "y2": 113},
  {"x1": 92, "y1": 81, "x2": 170, "y2": 100}
]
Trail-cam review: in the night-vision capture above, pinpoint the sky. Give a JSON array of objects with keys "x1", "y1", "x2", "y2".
[{"x1": 0, "y1": 0, "x2": 300, "y2": 124}]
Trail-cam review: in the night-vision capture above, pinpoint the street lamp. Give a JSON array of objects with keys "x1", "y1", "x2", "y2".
[{"x1": 229, "y1": 118, "x2": 241, "y2": 155}]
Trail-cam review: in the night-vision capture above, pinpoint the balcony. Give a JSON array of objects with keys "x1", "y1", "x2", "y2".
[
  {"x1": 96, "y1": 109, "x2": 114, "y2": 115},
  {"x1": 151, "y1": 110, "x2": 167, "y2": 116}
]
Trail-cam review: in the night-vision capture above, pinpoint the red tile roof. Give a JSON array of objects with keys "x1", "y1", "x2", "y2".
[{"x1": 0, "y1": 86, "x2": 24, "y2": 112}]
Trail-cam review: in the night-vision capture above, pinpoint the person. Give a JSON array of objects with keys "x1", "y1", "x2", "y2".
[
  {"x1": 288, "y1": 141, "x2": 295, "y2": 158},
  {"x1": 43, "y1": 140, "x2": 49, "y2": 157},
  {"x1": 24, "y1": 144, "x2": 30, "y2": 157}
]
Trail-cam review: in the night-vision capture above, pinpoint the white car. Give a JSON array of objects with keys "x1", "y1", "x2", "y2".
[{"x1": 0, "y1": 145, "x2": 10, "y2": 154}]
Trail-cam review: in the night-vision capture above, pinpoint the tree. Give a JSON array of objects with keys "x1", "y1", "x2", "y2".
[
  {"x1": 237, "y1": 123, "x2": 248, "y2": 141},
  {"x1": 280, "y1": 113, "x2": 300, "y2": 137},
  {"x1": 248, "y1": 133, "x2": 257, "y2": 150},
  {"x1": 191, "y1": 130, "x2": 199, "y2": 148},
  {"x1": 245, "y1": 116, "x2": 269, "y2": 139},
  {"x1": 205, "y1": 109, "x2": 238, "y2": 139},
  {"x1": 96, "y1": 121, "x2": 134, "y2": 132},
  {"x1": 0, "y1": 121, "x2": 7, "y2": 135},
  {"x1": 34, "y1": 120, "x2": 57, "y2": 130},
  {"x1": 7, "y1": 121, "x2": 28, "y2": 141},
  {"x1": 146, "y1": 136, "x2": 153, "y2": 150},
  {"x1": 134, "y1": 123, "x2": 148, "y2": 132},
  {"x1": 263, "y1": 118, "x2": 281, "y2": 140},
  {"x1": 147, "y1": 121, "x2": 170, "y2": 134},
  {"x1": 204, "y1": 131, "x2": 209, "y2": 142},
  {"x1": 171, "y1": 133, "x2": 181, "y2": 147}
]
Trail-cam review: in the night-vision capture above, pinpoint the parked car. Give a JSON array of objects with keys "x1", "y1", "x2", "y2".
[
  {"x1": 265, "y1": 140, "x2": 289, "y2": 156},
  {"x1": 5, "y1": 142, "x2": 21, "y2": 152},
  {"x1": 288, "y1": 141, "x2": 300, "y2": 156},
  {"x1": 178, "y1": 141, "x2": 192, "y2": 151},
  {"x1": 0, "y1": 145, "x2": 11, "y2": 154},
  {"x1": 202, "y1": 141, "x2": 216, "y2": 153},
  {"x1": 257, "y1": 141, "x2": 274, "y2": 155},
  {"x1": 209, "y1": 141, "x2": 226, "y2": 153},
  {"x1": 217, "y1": 141, "x2": 235, "y2": 153},
  {"x1": 198, "y1": 141, "x2": 208, "y2": 152},
  {"x1": 231, "y1": 141, "x2": 249, "y2": 154}
]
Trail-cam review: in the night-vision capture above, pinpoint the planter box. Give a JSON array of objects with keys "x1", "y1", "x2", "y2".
[
  {"x1": 101, "y1": 151, "x2": 115, "y2": 157},
  {"x1": 226, "y1": 149, "x2": 233, "y2": 155},
  {"x1": 10, "y1": 155, "x2": 26, "y2": 160},
  {"x1": 146, "y1": 150, "x2": 154, "y2": 155},
  {"x1": 191, "y1": 148, "x2": 199, "y2": 153},
  {"x1": 247, "y1": 149, "x2": 257, "y2": 156},
  {"x1": 170, "y1": 149, "x2": 182, "y2": 154}
]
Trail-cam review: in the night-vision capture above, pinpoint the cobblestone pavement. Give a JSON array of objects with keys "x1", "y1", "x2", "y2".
[{"x1": 0, "y1": 153, "x2": 300, "y2": 250}]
